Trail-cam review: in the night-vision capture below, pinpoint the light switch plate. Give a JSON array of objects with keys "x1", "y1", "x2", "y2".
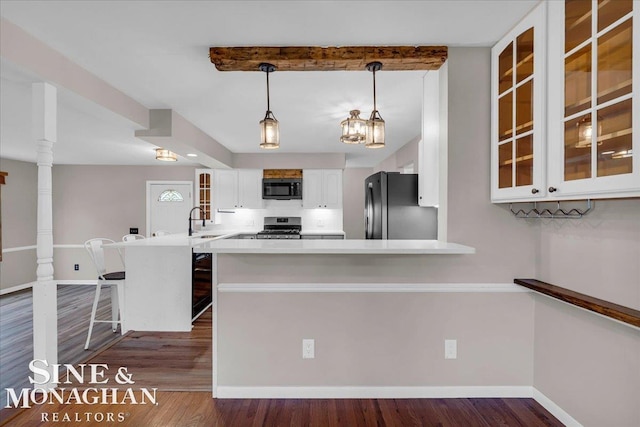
[
  {"x1": 445, "y1": 339, "x2": 457, "y2": 359},
  {"x1": 302, "y1": 339, "x2": 315, "y2": 359}
]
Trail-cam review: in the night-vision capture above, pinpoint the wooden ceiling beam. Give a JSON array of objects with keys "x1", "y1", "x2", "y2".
[{"x1": 209, "y1": 46, "x2": 447, "y2": 71}]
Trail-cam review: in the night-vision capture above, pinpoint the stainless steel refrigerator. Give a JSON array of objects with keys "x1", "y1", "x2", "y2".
[{"x1": 365, "y1": 172, "x2": 437, "y2": 239}]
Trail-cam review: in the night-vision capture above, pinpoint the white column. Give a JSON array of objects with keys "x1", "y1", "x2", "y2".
[{"x1": 32, "y1": 82, "x2": 57, "y2": 389}]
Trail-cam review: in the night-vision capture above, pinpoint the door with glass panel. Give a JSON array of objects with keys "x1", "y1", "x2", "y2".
[
  {"x1": 547, "y1": 0, "x2": 639, "y2": 197},
  {"x1": 491, "y1": 2, "x2": 546, "y2": 201}
]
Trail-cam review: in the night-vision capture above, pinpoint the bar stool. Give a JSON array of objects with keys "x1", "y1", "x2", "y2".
[
  {"x1": 122, "y1": 234, "x2": 145, "y2": 242},
  {"x1": 84, "y1": 238, "x2": 125, "y2": 350}
]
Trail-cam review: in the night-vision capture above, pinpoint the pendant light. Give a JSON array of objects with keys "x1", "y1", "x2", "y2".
[
  {"x1": 575, "y1": 115, "x2": 602, "y2": 148},
  {"x1": 340, "y1": 109, "x2": 367, "y2": 144},
  {"x1": 259, "y1": 63, "x2": 279, "y2": 149},
  {"x1": 155, "y1": 148, "x2": 177, "y2": 162},
  {"x1": 365, "y1": 61, "x2": 385, "y2": 149}
]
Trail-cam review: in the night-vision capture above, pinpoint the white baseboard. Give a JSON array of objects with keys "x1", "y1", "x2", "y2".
[
  {"x1": 533, "y1": 388, "x2": 583, "y2": 427},
  {"x1": 216, "y1": 385, "x2": 533, "y2": 399},
  {"x1": 1, "y1": 279, "x2": 98, "y2": 295},
  {"x1": 0, "y1": 281, "x2": 36, "y2": 295}
]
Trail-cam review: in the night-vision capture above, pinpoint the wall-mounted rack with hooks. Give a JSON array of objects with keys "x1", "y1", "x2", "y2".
[{"x1": 509, "y1": 199, "x2": 593, "y2": 219}]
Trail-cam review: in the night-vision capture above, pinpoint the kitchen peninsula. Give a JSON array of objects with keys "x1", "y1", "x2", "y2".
[{"x1": 112, "y1": 234, "x2": 475, "y2": 333}]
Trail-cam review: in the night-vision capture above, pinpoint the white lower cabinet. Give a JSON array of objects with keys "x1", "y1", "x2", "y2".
[{"x1": 303, "y1": 169, "x2": 343, "y2": 208}]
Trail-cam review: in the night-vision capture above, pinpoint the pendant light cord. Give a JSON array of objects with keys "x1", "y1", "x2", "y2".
[
  {"x1": 372, "y1": 68, "x2": 377, "y2": 112},
  {"x1": 266, "y1": 70, "x2": 271, "y2": 112}
]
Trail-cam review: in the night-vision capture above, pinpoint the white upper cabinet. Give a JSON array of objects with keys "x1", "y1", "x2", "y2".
[
  {"x1": 546, "y1": 0, "x2": 639, "y2": 199},
  {"x1": 214, "y1": 169, "x2": 238, "y2": 209},
  {"x1": 213, "y1": 169, "x2": 264, "y2": 209},
  {"x1": 491, "y1": 2, "x2": 547, "y2": 202},
  {"x1": 194, "y1": 169, "x2": 214, "y2": 224},
  {"x1": 237, "y1": 169, "x2": 264, "y2": 209},
  {"x1": 303, "y1": 169, "x2": 343, "y2": 208},
  {"x1": 492, "y1": 0, "x2": 639, "y2": 202}
]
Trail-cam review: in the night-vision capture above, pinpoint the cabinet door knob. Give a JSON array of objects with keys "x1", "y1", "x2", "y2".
[
  {"x1": 548, "y1": 187, "x2": 557, "y2": 193},
  {"x1": 531, "y1": 188, "x2": 539, "y2": 194}
]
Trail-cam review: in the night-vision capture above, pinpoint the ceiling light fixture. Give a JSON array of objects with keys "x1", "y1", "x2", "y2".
[
  {"x1": 155, "y1": 148, "x2": 177, "y2": 162},
  {"x1": 259, "y1": 63, "x2": 279, "y2": 150},
  {"x1": 186, "y1": 153, "x2": 198, "y2": 157},
  {"x1": 340, "y1": 109, "x2": 367, "y2": 144},
  {"x1": 365, "y1": 61, "x2": 385, "y2": 149}
]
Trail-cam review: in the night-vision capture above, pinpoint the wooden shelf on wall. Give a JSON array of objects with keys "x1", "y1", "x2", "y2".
[{"x1": 515, "y1": 278, "x2": 640, "y2": 328}]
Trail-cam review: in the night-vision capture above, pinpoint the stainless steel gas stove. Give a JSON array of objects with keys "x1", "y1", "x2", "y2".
[{"x1": 256, "y1": 217, "x2": 302, "y2": 239}]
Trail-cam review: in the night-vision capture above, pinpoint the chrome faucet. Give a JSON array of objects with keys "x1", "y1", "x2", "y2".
[{"x1": 188, "y1": 207, "x2": 206, "y2": 236}]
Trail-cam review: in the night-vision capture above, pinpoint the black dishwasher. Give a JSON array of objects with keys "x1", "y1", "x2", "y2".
[{"x1": 192, "y1": 253, "x2": 212, "y2": 319}]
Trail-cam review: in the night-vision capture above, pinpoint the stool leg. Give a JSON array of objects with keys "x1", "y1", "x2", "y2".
[
  {"x1": 85, "y1": 283, "x2": 102, "y2": 350},
  {"x1": 116, "y1": 281, "x2": 126, "y2": 334},
  {"x1": 110, "y1": 284, "x2": 119, "y2": 332}
]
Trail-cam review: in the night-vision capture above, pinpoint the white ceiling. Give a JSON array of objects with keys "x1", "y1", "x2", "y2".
[{"x1": 0, "y1": 0, "x2": 539, "y2": 167}]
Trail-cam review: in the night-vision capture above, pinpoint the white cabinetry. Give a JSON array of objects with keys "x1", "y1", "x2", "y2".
[
  {"x1": 491, "y1": 2, "x2": 546, "y2": 202},
  {"x1": 214, "y1": 169, "x2": 263, "y2": 209},
  {"x1": 303, "y1": 169, "x2": 343, "y2": 208},
  {"x1": 491, "y1": 1, "x2": 639, "y2": 203},
  {"x1": 237, "y1": 169, "x2": 264, "y2": 208},
  {"x1": 195, "y1": 169, "x2": 214, "y2": 224},
  {"x1": 546, "y1": 0, "x2": 639, "y2": 199}
]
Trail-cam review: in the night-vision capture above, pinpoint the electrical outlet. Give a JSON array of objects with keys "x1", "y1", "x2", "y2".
[
  {"x1": 74, "y1": 264, "x2": 79, "y2": 271},
  {"x1": 302, "y1": 339, "x2": 315, "y2": 359},
  {"x1": 445, "y1": 339, "x2": 457, "y2": 359}
]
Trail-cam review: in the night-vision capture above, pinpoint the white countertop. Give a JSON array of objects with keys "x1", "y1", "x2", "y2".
[
  {"x1": 108, "y1": 232, "x2": 474, "y2": 254},
  {"x1": 194, "y1": 238, "x2": 475, "y2": 255}
]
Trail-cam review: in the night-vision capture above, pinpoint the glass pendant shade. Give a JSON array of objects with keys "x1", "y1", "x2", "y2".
[
  {"x1": 260, "y1": 111, "x2": 280, "y2": 149},
  {"x1": 365, "y1": 61, "x2": 385, "y2": 149},
  {"x1": 575, "y1": 115, "x2": 602, "y2": 148},
  {"x1": 259, "y1": 63, "x2": 279, "y2": 150},
  {"x1": 365, "y1": 111, "x2": 385, "y2": 149},
  {"x1": 340, "y1": 110, "x2": 367, "y2": 144},
  {"x1": 155, "y1": 148, "x2": 177, "y2": 161}
]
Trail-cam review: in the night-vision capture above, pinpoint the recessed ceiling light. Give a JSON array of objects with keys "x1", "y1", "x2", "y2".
[{"x1": 186, "y1": 153, "x2": 198, "y2": 157}]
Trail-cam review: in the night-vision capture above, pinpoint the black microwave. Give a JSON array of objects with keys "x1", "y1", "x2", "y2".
[{"x1": 262, "y1": 178, "x2": 303, "y2": 200}]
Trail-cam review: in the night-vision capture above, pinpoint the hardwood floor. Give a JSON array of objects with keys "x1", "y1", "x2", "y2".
[
  {"x1": 1, "y1": 286, "x2": 563, "y2": 426},
  {"x1": 0, "y1": 285, "x2": 124, "y2": 406},
  {"x1": 2, "y1": 393, "x2": 563, "y2": 426}
]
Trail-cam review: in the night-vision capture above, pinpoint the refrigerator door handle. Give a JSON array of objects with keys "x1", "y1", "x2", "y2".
[{"x1": 365, "y1": 182, "x2": 374, "y2": 239}]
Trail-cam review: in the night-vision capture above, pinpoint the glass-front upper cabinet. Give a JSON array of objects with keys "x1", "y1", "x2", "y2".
[
  {"x1": 491, "y1": 2, "x2": 547, "y2": 201},
  {"x1": 547, "y1": 0, "x2": 639, "y2": 198},
  {"x1": 194, "y1": 169, "x2": 214, "y2": 225}
]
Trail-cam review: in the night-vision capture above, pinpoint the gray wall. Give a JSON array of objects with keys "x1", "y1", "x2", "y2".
[
  {"x1": 0, "y1": 158, "x2": 37, "y2": 290},
  {"x1": 533, "y1": 198, "x2": 640, "y2": 427},
  {"x1": 342, "y1": 167, "x2": 372, "y2": 239},
  {"x1": 52, "y1": 165, "x2": 196, "y2": 280}
]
